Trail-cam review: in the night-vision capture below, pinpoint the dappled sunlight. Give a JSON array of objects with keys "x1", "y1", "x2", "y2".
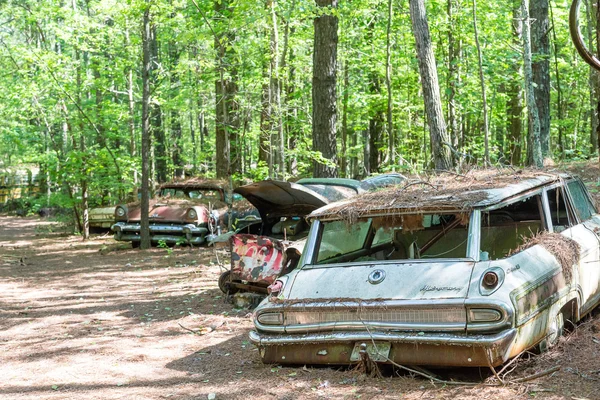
[{"x1": 2, "y1": 215, "x2": 600, "y2": 399}]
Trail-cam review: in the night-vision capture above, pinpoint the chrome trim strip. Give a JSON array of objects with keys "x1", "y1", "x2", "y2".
[
  {"x1": 301, "y1": 258, "x2": 476, "y2": 270},
  {"x1": 468, "y1": 210, "x2": 481, "y2": 260},
  {"x1": 115, "y1": 233, "x2": 205, "y2": 245},
  {"x1": 254, "y1": 298, "x2": 514, "y2": 334},
  {"x1": 111, "y1": 222, "x2": 208, "y2": 235},
  {"x1": 249, "y1": 328, "x2": 517, "y2": 347},
  {"x1": 282, "y1": 321, "x2": 466, "y2": 333}
]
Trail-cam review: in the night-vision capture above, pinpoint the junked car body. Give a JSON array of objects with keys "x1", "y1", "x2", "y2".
[
  {"x1": 250, "y1": 171, "x2": 600, "y2": 367},
  {"x1": 219, "y1": 174, "x2": 406, "y2": 295},
  {"x1": 111, "y1": 179, "x2": 258, "y2": 246},
  {"x1": 89, "y1": 206, "x2": 117, "y2": 231}
]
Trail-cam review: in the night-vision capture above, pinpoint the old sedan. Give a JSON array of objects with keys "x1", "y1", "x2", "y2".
[
  {"x1": 111, "y1": 179, "x2": 258, "y2": 246},
  {"x1": 250, "y1": 171, "x2": 600, "y2": 367}
]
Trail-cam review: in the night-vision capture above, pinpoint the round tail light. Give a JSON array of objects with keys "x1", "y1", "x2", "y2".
[{"x1": 482, "y1": 271, "x2": 499, "y2": 288}]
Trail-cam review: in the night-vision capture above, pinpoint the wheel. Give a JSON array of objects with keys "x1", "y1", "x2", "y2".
[
  {"x1": 538, "y1": 312, "x2": 564, "y2": 352},
  {"x1": 218, "y1": 270, "x2": 239, "y2": 294},
  {"x1": 131, "y1": 241, "x2": 140, "y2": 249}
]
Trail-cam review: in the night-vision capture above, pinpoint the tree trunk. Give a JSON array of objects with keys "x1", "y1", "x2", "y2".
[
  {"x1": 472, "y1": 0, "x2": 490, "y2": 165},
  {"x1": 150, "y1": 25, "x2": 166, "y2": 183},
  {"x1": 409, "y1": 0, "x2": 453, "y2": 170},
  {"x1": 530, "y1": 0, "x2": 550, "y2": 158},
  {"x1": 74, "y1": 42, "x2": 89, "y2": 240},
  {"x1": 522, "y1": 0, "x2": 543, "y2": 168},
  {"x1": 269, "y1": 0, "x2": 284, "y2": 177},
  {"x1": 549, "y1": 1, "x2": 564, "y2": 158},
  {"x1": 508, "y1": 1, "x2": 523, "y2": 165},
  {"x1": 385, "y1": 0, "x2": 394, "y2": 168},
  {"x1": 586, "y1": 0, "x2": 600, "y2": 157},
  {"x1": 312, "y1": 0, "x2": 338, "y2": 178},
  {"x1": 214, "y1": 0, "x2": 237, "y2": 179},
  {"x1": 169, "y1": 42, "x2": 183, "y2": 179},
  {"x1": 341, "y1": 60, "x2": 349, "y2": 177},
  {"x1": 447, "y1": 0, "x2": 460, "y2": 156},
  {"x1": 140, "y1": 4, "x2": 152, "y2": 250},
  {"x1": 367, "y1": 19, "x2": 383, "y2": 174},
  {"x1": 259, "y1": 59, "x2": 271, "y2": 174}
]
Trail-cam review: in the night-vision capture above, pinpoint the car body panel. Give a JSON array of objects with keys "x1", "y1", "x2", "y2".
[
  {"x1": 231, "y1": 234, "x2": 286, "y2": 285},
  {"x1": 88, "y1": 206, "x2": 116, "y2": 229},
  {"x1": 234, "y1": 180, "x2": 329, "y2": 220}
]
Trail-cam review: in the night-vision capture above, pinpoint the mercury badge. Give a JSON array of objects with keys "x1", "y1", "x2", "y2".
[{"x1": 368, "y1": 269, "x2": 386, "y2": 285}]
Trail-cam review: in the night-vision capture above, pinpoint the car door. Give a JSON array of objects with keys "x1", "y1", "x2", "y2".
[{"x1": 564, "y1": 179, "x2": 600, "y2": 312}]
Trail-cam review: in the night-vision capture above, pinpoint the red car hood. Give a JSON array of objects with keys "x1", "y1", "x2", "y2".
[{"x1": 126, "y1": 199, "x2": 226, "y2": 223}]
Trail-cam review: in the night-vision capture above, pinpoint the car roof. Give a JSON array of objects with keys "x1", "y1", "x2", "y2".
[
  {"x1": 309, "y1": 170, "x2": 573, "y2": 221},
  {"x1": 296, "y1": 177, "x2": 363, "y2": 191}
]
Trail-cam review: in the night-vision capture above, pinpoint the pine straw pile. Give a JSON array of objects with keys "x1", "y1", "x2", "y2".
[
  {"x1": 161, "y1": 178, "x2": 228, "y2": 189},
  {"x1": 312, "y1": 168, "x2": 563, "y2": 224},
  {"x1": 509, "y1": 231, "x2": 580, "y2": 283}
]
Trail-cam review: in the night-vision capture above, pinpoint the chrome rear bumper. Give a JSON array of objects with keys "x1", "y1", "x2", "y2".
[
  {"x1": 249, "y1": 328, "x2": 517, "y2": 367},
  {"x1": 111, "y1": 222, "x2": 208, "y2": 244}
]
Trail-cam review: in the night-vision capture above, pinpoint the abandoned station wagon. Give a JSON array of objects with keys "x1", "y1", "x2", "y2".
[{"x1": 250, "y1": 171, "x2": 600, "y2": 367}]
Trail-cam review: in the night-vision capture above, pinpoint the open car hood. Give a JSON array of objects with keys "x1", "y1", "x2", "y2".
[{"x1": 234, "y1": 180, "x2": 330, "y2": 219}]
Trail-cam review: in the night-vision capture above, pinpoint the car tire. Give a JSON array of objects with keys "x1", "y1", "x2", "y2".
[
  {"x1": 539, "y1": 312, "x2": 564, "y2": 352},
  {"x1": 218, "y1": 270, "x2": 239, "y2": 294},
  {"x1": 131, "y1": 241, "x2": 141, "y2": 249}
]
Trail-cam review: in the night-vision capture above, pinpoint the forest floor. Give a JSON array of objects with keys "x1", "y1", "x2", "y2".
[{"x1": 1, "y1": 162, "x2": 600, "y2": 399}]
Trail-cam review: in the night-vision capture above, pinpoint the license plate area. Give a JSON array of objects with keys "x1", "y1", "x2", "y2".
[{"x1": 350, "y1": 341, "x2": 391, "y2": 362}]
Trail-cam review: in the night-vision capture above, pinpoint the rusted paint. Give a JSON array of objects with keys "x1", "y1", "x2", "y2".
[
  {"x1": 259, "y1": 342, "x2": 506, "y2": 367},
  {"x1": 231, "y1": 234, "x2": 287, "y2": 285}
]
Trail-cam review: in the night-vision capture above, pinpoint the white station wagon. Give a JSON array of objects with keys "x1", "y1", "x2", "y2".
[{"x1": 249, "y1": 171, "x2": 600, "y2": 367}]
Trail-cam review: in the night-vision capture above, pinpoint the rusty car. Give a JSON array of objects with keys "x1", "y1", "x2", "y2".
[
  {"x1": 249, "y1": 171, "x2": 600, "y2": 367},
  {"x1": 111, "y1": 179, "x2": 258, "y2": 247},
  {"x1": 88, "y1": 206, "x2": 117, "y2": 231},
  {"x1": 219, "y1": 174, "x2": 406, "y2": 295}
]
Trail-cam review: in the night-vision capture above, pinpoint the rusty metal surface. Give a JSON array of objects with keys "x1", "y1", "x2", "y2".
[
  {"x1": 257, "y1": 340, "x2": 507, "y2": 367},
  {"x1": 231, "y1": 234, "x2": 287, "y2": 285}
]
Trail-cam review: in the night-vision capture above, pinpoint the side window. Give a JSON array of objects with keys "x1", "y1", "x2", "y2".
[
  {"x1": 546, "y1": 186, "x2": 572, "y2": 232},
  {"x1": 480, "y1": 194, "x2": 545, "y2": 260},
  {"x1": 567, "y1": 180, "x2": 596, "y2": 222}
]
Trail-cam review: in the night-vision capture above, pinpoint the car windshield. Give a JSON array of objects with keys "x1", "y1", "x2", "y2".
[
  {"x1": 300, "y1": 184, "x2": 358, "y2": 202},
  {"x1": 160, "y1": 188, "x2": 222, "y2": 201},
  {"x1": 315, "y1": 213, "x2": 470, "y2": 264}
]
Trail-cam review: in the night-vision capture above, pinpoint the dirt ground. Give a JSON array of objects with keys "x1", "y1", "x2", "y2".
[{"x1": 2, "y1": 164, "x2": 600, "y2": 399}]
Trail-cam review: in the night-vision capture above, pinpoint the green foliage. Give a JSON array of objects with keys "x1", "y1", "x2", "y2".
[{"x1": 0, "y1": 0, "x2": 595, "y2": 216}]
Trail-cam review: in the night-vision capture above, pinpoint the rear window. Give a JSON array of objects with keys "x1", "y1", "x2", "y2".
[{"x1": 300, "y1": 184, "x2": 358, "y2": 202}]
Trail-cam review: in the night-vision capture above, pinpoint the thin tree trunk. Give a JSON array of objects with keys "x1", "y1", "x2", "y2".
[
  {"x1": 75, "y1": 45, "x2": 89, "y2": 240},
  {"x1": 341, "y1": 60, "x2": 349, "y2": 177},
  {"x1": 140, "y1": 4, "x2": 152, "y2": 250},
  {"x1": 269, "y1": 0, "x2": 284, "y2": 177},
  {"x1": 549, "y1": 1, "x2": 564, "y2": 157},
  {"x1": 472, "y1": 0, "x2": 490, "y2": 165},
  {"x1": 149, "y1": 24, "x2": 166, "y2": 183},
  {"x1": 385, "y1": 0, "x2": 394, "y2": 168},
  {"x1": 508, "y1": 1, "x2": 523, "y2": 165},
  {"x1": 259, "y1": 59, "x2": 271, "y2": 174},
  {"x1": 312, "y1": 0, "x2": 338, "y2": 177},
  {"x1": 522, "y1": 0, "x2": 543, "y2": 168},
  {"x1": 214, "y1": 0, "x2": 236, "y2": 179},
  {"x1": 530, "y1": 0, "x2": 550, "y2": 158},
  {"x1": 447, "y1": 0, "x2": 460, "y2": 155},
  {"x1": 409, "y1": 0, "x2": 453, "y2": 170}
]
